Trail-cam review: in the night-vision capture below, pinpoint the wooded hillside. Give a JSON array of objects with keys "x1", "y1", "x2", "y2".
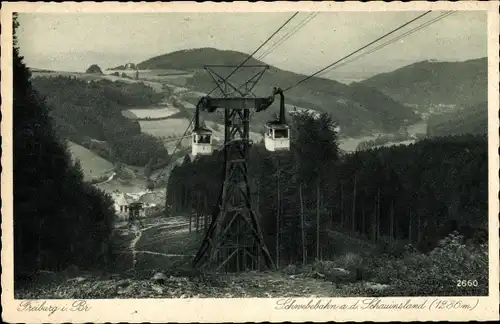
[
  {"x1": 13, "y1": 14, "x2": 116, "y2": 283},
  {"x1": 32, "y1": 76, "x2": 169, "y2": 166},
  {"x1": 138, "y1": 47, "x2": 419, "y2": 136},
  {"x1": 427, "y1": 101, "x2": 488, "y2": 137},
  {"x1": 361, "y1": 58, "x2": 487, "y2": 107},
  {"x1": 167, "y1": 111, "x2": 488, "y2": 266}
]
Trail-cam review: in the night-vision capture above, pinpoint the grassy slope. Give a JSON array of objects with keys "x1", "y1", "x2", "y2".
[
  {"x1": 67, "y1": 141, "x2": 114, "y2": 181},
  {"x1": 16, "y1": 214, "x2": 486, "y2": 299},
  {"x1": 31, "y1": 70, "x2": 165, "y2": 93}
]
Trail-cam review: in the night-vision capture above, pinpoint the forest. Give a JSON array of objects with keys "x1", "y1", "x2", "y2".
[
  {"x1": 31, "y1": 76, "x2": 168, "y2": 166},
  {"x1": 167, "y1": 110, "x2": 488, "y2": 295},
  {"x1": 426, "y1": 102, "x2": 488, "y2": 137},
  {"x1": 13, "y1": 15, "x2": 116, "y2": 285},
  {"x1": 12, "y1": 12, "x2": 489, "y2": 297}
]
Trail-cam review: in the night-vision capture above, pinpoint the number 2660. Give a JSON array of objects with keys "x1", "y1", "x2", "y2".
[{"x1": 456, "y1": 280, "x2": 478, "y2": 287}]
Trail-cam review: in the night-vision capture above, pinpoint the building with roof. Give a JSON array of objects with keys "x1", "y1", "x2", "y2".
[{"x1": 114, "y1": 193, "x2": 131, "y2": 221}]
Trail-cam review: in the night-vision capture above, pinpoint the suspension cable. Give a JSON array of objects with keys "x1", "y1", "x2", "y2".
[
  {"x1": 282, "y1": 11, "x2": 433, "y2": 92},
  {"x1": 257, "y1": 12, "x2": 319, "y2": 62},
  {"x1": 151, "y1": 13, "x2": 300, "y2": 187},
  {"x1": 150, "y1": 115, "x2": 194, "y2": 185},
  {"x1": 206, "y1": 12, "x2": 299, "y2": 96},
  {"x1": 316, "y1": 11, "x2": 456, "y2": 79},
  {"x1": 151, "y1": 11, "x2": 450, "y2": 186}
]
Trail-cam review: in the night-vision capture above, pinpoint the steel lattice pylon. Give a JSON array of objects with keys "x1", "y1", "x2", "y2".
[{"x1": 192, "y1": 66, "x2": 275, "y2": 272}]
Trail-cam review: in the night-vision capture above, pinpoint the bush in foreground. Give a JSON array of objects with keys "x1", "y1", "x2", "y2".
[
  {"x1": 299, "y1": 231, "x2": 488, "y2": 296},
  {"x1": 366, "y1": 231, "x2": 488, "y2": 296}
]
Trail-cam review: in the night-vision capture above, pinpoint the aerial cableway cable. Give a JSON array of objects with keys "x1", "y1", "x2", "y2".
[
  {"x1": 147, "y1": 10, "x2": 449, "y2": 188},
  {"x1": 282, "y1": 10, "x2": 433, "y2": 92},
  {"x1": 257, "y1": 12, "x2": 319, "y2": 62},
  {"x1": 206, "y1": 11, "x2": 299, "y2": 96},
  {"x1": 149, "y1": 12, "x2": 300, "y2": 188},
  {"x1": 149, "y1": 115, "x2": 195, "y2": 187},
  {"x1": 225, "y1": 12, "x2": 318, "y2": 100},
  {"x1": 315, "y1": 11, "x2": 457, "y2": 78}
]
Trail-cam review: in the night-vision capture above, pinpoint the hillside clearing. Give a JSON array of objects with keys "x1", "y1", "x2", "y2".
[
  {"x1": 31, "y1": 70, "x2": 164, "y2": 93},
  {"x1": 95, "y1": 177, "x2": 156, "y2": 195},
  {"x1": 122, "y1": 107, "x2": 181, "y2": 119},
  {"x1": 67, "y1": 141, "x2": 114, "y2": 181},
  {"x1": 13, "y1": 216, "x2": 364, "y2": 299},
  {"x1": 204, "y1": 121, "x2": 263, "y2": 143},
  {"x1": 16, "y1": 213, "x2": 487, "y2": 299},
  {"x1": 139, "y1": 118, "x2": 192, "y2": 138}
]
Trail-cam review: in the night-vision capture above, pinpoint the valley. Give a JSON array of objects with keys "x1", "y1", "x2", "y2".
[
  {"x1": 16, "y1": 24, "x2": 490, "y2": 302},
  {"x1": 9, "y1": 5, "x2": 496, "y2": 314},
  {"x1": 29, "y1": 51, "x2": 488, "y2": 266},
  {"x1": 31, "y1": 52, "x2": 487, "y2": 210}
]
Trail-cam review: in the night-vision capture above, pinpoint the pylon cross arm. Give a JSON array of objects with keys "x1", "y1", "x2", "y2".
[{"x1": 198, "y1": 97, "x2": 275, "y2": 112}]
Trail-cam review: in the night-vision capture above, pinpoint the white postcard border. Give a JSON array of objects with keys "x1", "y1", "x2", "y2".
[{"x1": 1, "y1": 1, "x2": 499, "y2": 322}]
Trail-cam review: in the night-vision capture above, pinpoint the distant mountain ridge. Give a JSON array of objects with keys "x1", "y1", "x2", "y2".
[
  {"x1": 136, "y1": 47, "x2": 419, "y2": 136},
  {"x1": 360, "y1": 57, "x2": 487, "y2": 108},
  {"x1": 137, "y1": 48, "x2": 248, "y2": 71}
]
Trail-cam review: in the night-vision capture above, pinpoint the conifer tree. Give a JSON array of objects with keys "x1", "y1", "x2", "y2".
[{"x1": 13, "y1": 13, "x2": 115, "y2": 282}]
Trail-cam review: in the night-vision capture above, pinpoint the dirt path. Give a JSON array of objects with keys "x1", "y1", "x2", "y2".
[
  {"x1": 16, "y1": 216, "x2": 383, "y2": 299},
  {"x1": 129, "y1": 228, "x2": 142, "y2": 270},
  {"x1": 112, "y1": 216, "x2": 193, "y2": 271},
  {"x1": 127, "y1": 220, "x2": 185, "y2": 270},
  {"x1": 134, "y1": 250, "x2": 194, "y2": 257}
]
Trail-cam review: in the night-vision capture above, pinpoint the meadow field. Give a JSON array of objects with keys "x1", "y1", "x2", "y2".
[
  {"x1": 204, "y1": 121, "x2": 263, "y2": 144},
  {"x1": 67, "y1": 141, "x2": 114, "y2": 181},
  {"x1": 122, "y1": 107, "x2": 181, "y2": 120},
  {"x1": 139, "y1": 118, "x2": 192, "y2": 138},
  {"x1": 31, "y1": 70, "x2": 165, "y2": 93},
  {"x1": 136, "y1": 69, "x2": 194, "y2": 86}
]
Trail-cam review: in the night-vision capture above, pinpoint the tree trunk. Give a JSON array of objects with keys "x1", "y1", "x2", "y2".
[
  {"x1": 37, "y1": 218, "x2": 42, "y2": 269},
  {"x1": 371, "y1": 191, "x2": 377, "y2": 243},
  {"x1": 188, "y1": 208, "x2": 192, "y2": 233},
  {"x1": 376, "y1": 187, "x2": 380, "y2": 242},
  {"x1": 340, "y1": 182, "x2": 344, "y2": 229},
  {"x1": 417, "y1": 213, "x2": 422, "y2": 243},
  {"x1": 299, "y1": 183, "x2": 306, "y2": 266},
  {"x1": 256, "y1": 180, "x2": 260, "y2": 211},
  {"x1": 389, "y1": 200, "x2": 394, "y2": 241},
  {"x1": 351, "y1": 174, "x2": 357, "y2": 234},
  {"x1": 395, "y1": 207, "x2": 399, "y2": 240},
  {"x1": 361, "y1": 204, "x2": 366, "y2": 238},
  {"x1": 204, "y1": 194, "x2": 209, "y2": 233},
  {"x1": 276, "y1": 163, "x2": 280, "y2": 269},
  {"x1": 195, "y1": 192, "x2": 200, "y2": 232},
  {"x1": 316, "y1": 178, "x2": 320, "y2": 261},
  {"x1": 408, "y1": 209, "x2": 412, "y2": 243}
]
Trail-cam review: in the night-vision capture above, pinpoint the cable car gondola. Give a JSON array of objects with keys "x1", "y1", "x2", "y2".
[
  {"x1": 264, "y1": 87, "x2": 290, "y2": 152},
  {"x1": 192, "y1": 127, "x2": 213, "y2": 157},
  {"x1": 191, "y1": 101, "x2": 213, "y2": 157}
]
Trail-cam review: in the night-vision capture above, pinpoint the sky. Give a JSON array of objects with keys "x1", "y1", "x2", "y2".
[{"x1": 17, "y1": 10, "x2": 487, "y2": 81}]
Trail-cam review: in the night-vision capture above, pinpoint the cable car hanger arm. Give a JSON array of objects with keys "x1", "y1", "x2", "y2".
[{"x1": 196, "y1": 87, "x2": 283, "y2": 113}]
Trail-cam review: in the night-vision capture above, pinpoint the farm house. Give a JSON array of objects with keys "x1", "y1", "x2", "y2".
[{"x1": 114, "y1": 193, "x2": 131, "y2": 221}]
